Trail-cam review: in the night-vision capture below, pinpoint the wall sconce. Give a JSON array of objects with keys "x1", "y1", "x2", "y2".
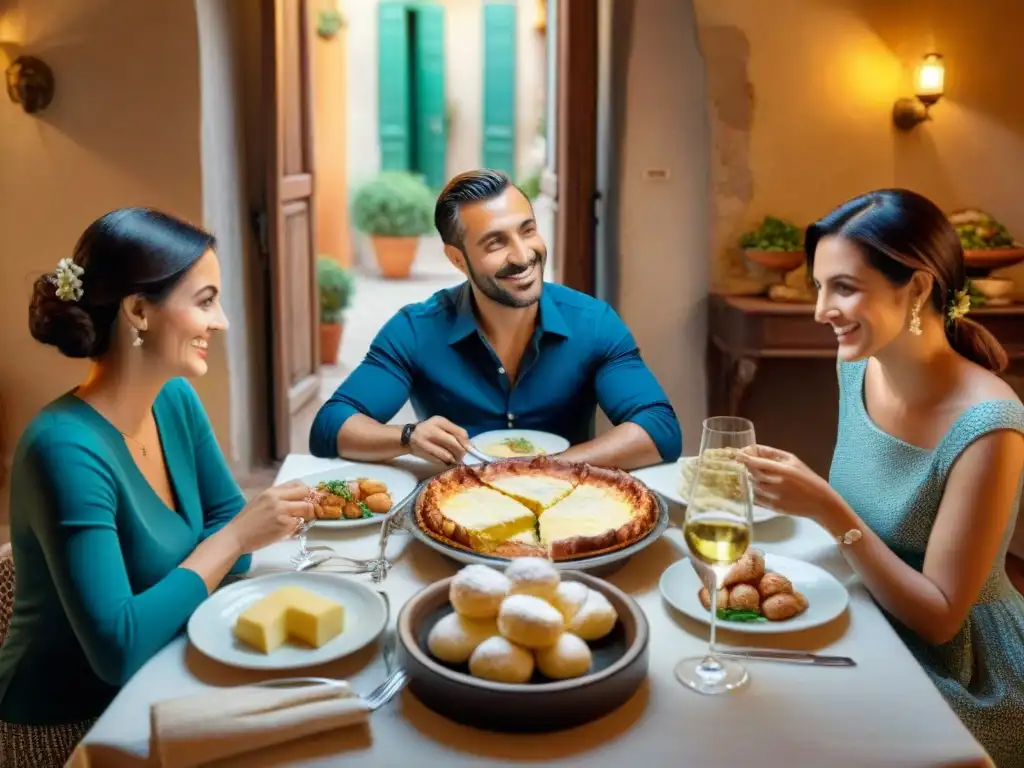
[
  {"x1": 893, "y1": 53, "x2": 944, "y2": 130},
  {"x1": 5, "y1": 55, "x2": 55, "y2": 114}
]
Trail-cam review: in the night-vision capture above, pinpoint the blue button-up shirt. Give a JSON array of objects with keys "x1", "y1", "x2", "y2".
[{"x1": 309, "y1": 282, "x2": 682, "y2": 461}]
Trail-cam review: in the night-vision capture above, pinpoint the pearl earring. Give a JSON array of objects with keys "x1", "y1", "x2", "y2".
[
  {"x1": 909, "y1": 300, "x2": 922, "y2": 336},
  {"x1": 132, "y1": 327, "x2": 144, "y2": 347}
]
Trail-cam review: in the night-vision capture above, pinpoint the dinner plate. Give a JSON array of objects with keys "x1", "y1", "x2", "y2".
[
  {"x1": 297, "y1": 463, "x2": 419, "y2": 528},
  {"x1": 463, "y1": 429, "x2": 570, "y2": 464},
  {"x1": 187, "y1": 571, "x2": 387, "y2": 670},
  {"x1": 659, "y1": 553, "x2": 850, "y2": 634},
  {"x1": 631, "y1": 459, "x2": 780, "y2": 523}
]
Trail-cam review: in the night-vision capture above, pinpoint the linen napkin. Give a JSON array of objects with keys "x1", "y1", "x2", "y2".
[{"x1": 150, "y1": 680, "x2": 370, "y2": 768}]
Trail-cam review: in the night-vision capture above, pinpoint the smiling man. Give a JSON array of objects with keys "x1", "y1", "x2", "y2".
[{"x1": 308, "y1": 169, "x2": 681, "y2": 470}]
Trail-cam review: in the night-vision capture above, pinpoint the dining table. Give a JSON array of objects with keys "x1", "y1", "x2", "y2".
[{"x1": 70, "y1": 453, "x2": 993, "y2": 768}]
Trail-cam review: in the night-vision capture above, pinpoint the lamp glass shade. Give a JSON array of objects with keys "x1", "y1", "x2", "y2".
[{"x1": 915, "y1": 53, "x2": 945, "y2": 100}]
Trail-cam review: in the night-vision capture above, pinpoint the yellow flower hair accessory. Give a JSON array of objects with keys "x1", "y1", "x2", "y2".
[
  {"x1": 51, "y1": 258, "x2": 84, "y2": 302},
  {"x1": 947, "y1": 285, "x2": 971, "y2": 323}
]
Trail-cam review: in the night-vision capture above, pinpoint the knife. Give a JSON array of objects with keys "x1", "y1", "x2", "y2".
[{"x1": 715, "y1": 648, "x2": 856, "y2": 667}]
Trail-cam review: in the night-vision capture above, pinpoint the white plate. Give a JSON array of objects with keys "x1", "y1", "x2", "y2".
[
  {"x1": 631, "y1": 459, "x2": 780, "y2": 524},
  {"x1": 659, "y1": 553, "x2": 850, "y2": 634},
  {"x1": 187, "y1": 571, "x2": 387, "y2": 670},
  {"x1": 463, "y1": 429, "x2": 570, "y2": 464},
  {"x1": 297, "y1": 463, "x2": 419, "y2": 528}
]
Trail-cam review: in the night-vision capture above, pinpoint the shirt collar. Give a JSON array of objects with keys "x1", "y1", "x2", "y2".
[{"x1": 446, "y1": 282, "x2": 573, "y2": 345}]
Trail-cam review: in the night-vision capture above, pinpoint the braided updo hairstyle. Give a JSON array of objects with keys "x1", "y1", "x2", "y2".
[
  {"x1": 29, "y1": 208, "x2": 216, "y2": 359},
  {"x1": 805, "y1": 189, "x2": 1007, "y2": 373}
]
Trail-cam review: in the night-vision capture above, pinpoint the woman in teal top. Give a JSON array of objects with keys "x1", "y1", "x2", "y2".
[
  {"x1": 741, "y1": 190, "x2": 1024, "y2": 767},
  {"x1": 0, "y1": 209, "x2": 313, "y2": 767}
]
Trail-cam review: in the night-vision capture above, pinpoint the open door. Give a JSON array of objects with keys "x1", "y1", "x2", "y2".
[{"x1": 263, "y1": 0, "x2": 321, "y2": 459}]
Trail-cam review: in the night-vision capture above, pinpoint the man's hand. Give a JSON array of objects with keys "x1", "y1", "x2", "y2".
[{"x1": 407, "y1": 416, "x2": 471, "y2": 465}]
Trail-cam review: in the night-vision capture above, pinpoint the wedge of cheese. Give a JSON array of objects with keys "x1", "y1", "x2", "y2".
[{"x1": 233, "y1": 586, "x2": 344, "y2": 653}]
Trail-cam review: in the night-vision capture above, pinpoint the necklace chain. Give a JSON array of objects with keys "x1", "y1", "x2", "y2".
[{"x1": 120, "y1": 432, "x2": 148, "y2": 457}]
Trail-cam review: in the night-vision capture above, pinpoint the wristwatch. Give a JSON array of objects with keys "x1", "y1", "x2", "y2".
[
  {"x1": 400, "y1": 422, "x2": 418, "y2": 447},
  {"x1": 837, "y1": 529, "x2": 863, "y2": 546}
]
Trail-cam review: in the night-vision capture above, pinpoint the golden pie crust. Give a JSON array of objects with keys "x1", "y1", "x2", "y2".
[{"x1": 414, "y1": 456, "x2": 660, "y2": 561}]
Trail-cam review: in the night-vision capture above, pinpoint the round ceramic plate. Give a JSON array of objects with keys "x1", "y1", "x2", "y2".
[
  {"x1": 659, "y1": 553, "x2": 850, "y2": 634},
  {"x1": 631, "y1": 459, "x2": 780, "y2": 523},
  {"x1": 464, "y1": 429, "x2": 570, "y2": 464},
  {"x1": 297, "y1": 463, "x2": 419, "y2": 528},
  {"x1": 187, "y1": 571, "x2": 387, "y2": 670}
]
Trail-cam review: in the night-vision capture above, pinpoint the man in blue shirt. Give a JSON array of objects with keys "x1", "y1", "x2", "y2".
[{"x1": 309, "y1": 169, "x2": 681, "y2": 470}]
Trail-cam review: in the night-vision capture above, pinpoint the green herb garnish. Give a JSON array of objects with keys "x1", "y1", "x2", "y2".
[
  {"x1": 502, "y1": 437, "x2": 536, "y2": 454},
  {"x1": 319, "y1": 480, "x2": 373, "y2": 518},
  {"x1": 716, "y1": 608, "x2": 767, "y2": 623}
]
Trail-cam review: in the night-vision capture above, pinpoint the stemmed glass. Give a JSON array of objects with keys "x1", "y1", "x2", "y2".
[
  {"x1": 291, "y1": 488, "x2": 320, "y2": 570},
  {"x1": 675, "y1": 416, "x2": 757, "y2": 695}
]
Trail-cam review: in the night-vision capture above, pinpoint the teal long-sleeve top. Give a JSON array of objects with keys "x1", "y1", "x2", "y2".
[{"x1": 0, "y1": 378, "x2": 251, "y2": 725}]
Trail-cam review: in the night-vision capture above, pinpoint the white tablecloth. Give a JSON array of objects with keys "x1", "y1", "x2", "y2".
[{"x1": 73, "y1": 454, "x2": 991, "y2": 768}]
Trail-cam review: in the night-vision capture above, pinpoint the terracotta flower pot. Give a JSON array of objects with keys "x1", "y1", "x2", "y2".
[
  {"x1": 319, "y1": 321, "x2": 343, "y2": 366},
  {"x1": 372, "y1": 235, "x2": 418, "y2": 279}
]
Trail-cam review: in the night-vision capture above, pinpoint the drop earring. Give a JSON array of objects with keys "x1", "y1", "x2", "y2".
[
  {"x1": 909, "y1": 300, "x2": 922, "y2": 336},
  {"x1": 132, "y1": 327, "x2": 144, "y2": 347}
]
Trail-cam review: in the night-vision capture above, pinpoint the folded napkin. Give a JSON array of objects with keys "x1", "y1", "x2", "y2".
[{"x1": 151, "y1": 681, "x2": 370, "y2": 768}]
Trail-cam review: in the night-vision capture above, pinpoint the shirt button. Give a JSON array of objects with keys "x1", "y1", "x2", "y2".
[
  {"x1": 507, "y1": 413, "x2": 514, "y2": 421},
  {"x1": 498, "y1": 367, "x2": 505, "y2": 374}
]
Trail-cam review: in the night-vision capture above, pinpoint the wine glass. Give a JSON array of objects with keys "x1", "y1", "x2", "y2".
[
  {"x1": 291, "y1": 488, "x2": 320, "y2": 569},
  {"x1": 675, "y1": 417, "x2": 756, "y2": 695}
]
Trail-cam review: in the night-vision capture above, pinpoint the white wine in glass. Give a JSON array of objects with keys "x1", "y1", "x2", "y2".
[{"x1": 675, "y1": 453, "x2": 755, "y2": 695}]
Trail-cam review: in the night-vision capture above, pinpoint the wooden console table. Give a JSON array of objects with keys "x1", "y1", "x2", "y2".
[{"x1": 709, "y1": 294, "x2": 1024, "y2": 416}]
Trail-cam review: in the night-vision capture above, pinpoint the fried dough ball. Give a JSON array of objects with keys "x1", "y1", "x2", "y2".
[
  {"x1": 762, "y1": 591, "x2": 809, "y2": 621},
  {"x1": 721, "y1": 549, "x2": 766, "y2": 588},
  {"x1": 758, "y1": 572, "x2": 793, "y2": 599},
  {"x1": 363, "y1": 492, "x2": 393, "y2": 514},
  {"x1": 728, "y1": 583, "x2": 761, "y2": 613},
  {"x1": 698, "y1": 585, "x2": 730, "y2": 612},
  {"x1": 342, "y1": 501, "x2": 364, "y2": 519},
  {"x1": 358, "y1": 478, "x2": 389, "y2": 496}
]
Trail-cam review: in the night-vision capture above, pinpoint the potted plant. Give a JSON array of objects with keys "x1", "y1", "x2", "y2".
[
  {"x1": 317, "y1": 256, "x2": 353, "y2": 366},
  {"x1": 739, "y1": 216, "x2": 804, "y2": 272},
  {"x1": 351, "y1": 171, "x2": 435, "y2": 279}
]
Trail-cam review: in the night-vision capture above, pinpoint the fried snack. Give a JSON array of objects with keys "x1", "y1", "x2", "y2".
[
  {"x1": 318, "y1": 502, "x2": 343, "y2": 520},
  {"x1": 728, "y1": 583, "x2": 760, "y2": 612},
  {"x1": 363, "y1": 492, "x2": 393, "y2": 514},
  {"x1": 721, "y1": 549, "x2": 766, "y2": 587},
  {"x1": 359, "y1": 478, "x2": 388, "y2": 496},
  {"x1": 698, "y1": 585, "x2": 730, "y2": 611},
  {"x1": 762, "y1": 591, "x2": 809, "y2": 621},
  {"x1": 758, "y1": 572, "x2": 793, "y2": 599},
  {"x1": 342, "y1": 501, "x2": 364, "y2": 520}
]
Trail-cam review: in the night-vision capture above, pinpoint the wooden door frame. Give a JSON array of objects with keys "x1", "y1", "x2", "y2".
[
  {"x1": 262, "y1": 0, "x2": 321, "y2": 460},
  {"x1": 554, "y1": 0, "x2": 599, "y2": 296}
]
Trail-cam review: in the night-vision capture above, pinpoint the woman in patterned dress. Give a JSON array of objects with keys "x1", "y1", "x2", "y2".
[{"x1": 740, "y1": 189, "x2": 1024, "y2": 767}]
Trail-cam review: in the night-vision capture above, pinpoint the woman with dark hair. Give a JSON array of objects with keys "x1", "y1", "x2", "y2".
[
  {"x1": 740, "y1": 189, "x2": 1024, "y2": 766},
  {"x1": 0, "y1": 208, "x2": 313, "y2": 766}
]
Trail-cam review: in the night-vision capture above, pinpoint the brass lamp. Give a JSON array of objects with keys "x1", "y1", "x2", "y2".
[{"x1": 893, "y1": 53, "x2": 944, "y2": 130}]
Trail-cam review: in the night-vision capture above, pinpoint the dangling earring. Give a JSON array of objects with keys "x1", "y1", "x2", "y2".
[
  {"x1": 909, "y1": 300, "x2": 922, "y2": 336},
  {"x1": 132, "y1": 327, "x2": 144, "y2": 347}
]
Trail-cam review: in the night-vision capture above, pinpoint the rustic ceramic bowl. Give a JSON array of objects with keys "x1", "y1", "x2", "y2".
[
  {"x1": 743, "y1": 249, "x2": 804, "y2": 272},
  {"x1": 396, "y1": 571, "x2": 649, "y2": 732},
  {"x1": 963, "y1": 248, "x2": 1024, "y2": 272}
]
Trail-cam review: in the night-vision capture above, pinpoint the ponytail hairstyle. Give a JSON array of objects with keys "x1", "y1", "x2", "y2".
[
  {"x1": 29, "y1": 208, "x2": 215, "y2": 359},
  {"x1": 805, "y1": 189, "x2": 1007, "y2": 373}
]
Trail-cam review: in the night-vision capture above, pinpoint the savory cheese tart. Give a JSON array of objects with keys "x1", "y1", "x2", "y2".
[{"x1": 415, "y1": 457, "x2": 660, "y2": 561}]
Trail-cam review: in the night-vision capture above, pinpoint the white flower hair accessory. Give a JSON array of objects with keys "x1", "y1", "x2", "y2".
[{"x1": 51, "y1": 258, "x2": 84, "y2": 302}]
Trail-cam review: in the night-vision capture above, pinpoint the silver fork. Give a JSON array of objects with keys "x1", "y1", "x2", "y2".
[
  {"x1": 251, "y1": 669, "x2": 409, "y2": 711},
  {"x1": 371, "y1": 481, "x2": 426, "y2": 584}
]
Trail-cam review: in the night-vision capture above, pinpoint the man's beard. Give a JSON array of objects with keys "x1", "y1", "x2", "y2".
[{"x1": 465, "y1": 251, "x2": 545, "y2": 308}]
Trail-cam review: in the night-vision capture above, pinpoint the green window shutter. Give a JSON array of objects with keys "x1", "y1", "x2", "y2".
[
  {"x1": 412, "y1": 3, "x2": 447, "y2": 190},
  {"x1": 378, "y1": 2, "x2": 412, "y2": 171},
  {"x1": 482, "y1": 2, "x2": 517, "y2": 176}
]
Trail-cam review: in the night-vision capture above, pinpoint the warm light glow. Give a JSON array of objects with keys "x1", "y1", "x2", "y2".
[{"x1": 915, "y1": 53, "x2": 945, "y2": 99}]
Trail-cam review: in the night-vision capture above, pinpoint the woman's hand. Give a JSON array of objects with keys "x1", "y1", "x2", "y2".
[
  {"x1": 737, "y1": 445, "x2": 844, "y2": 523},
  {"x1": 222, "y1": 480, "x2": 313, "y2": 553}
]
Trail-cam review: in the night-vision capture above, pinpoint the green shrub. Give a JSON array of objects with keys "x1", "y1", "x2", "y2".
[
  {"x1": 518, "y1": 171, "x2": 541, "y2": 200},
  {"x1": 351, "y1": 171, "x2": 435, "y2": 237},
  {"x1": 317, "y1": 257, "x2": 354, "y2": 324},
  {"x1": 739, "y1": 216, "x2": 803, "y2": 252}
]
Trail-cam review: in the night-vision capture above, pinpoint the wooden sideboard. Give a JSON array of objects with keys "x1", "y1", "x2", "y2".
[{"x1": 708, "y1": 294, "x2": 1024, "y2": 416}]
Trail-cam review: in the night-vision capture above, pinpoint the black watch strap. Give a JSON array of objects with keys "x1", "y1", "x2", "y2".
[{"x1": 401, "y1": 422, "x2": 417, "y2": 446}]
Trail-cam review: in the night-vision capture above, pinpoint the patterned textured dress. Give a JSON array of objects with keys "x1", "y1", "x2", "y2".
[{"x1": 830, "y1": 359, "x2": 1024, "y2": 768}]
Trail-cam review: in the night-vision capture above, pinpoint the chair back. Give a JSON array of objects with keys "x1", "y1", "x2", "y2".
[{"x1": 0, "y1": 542, "x2": 13, "y2": 646}]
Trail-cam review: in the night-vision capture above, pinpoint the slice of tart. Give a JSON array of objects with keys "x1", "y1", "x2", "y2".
[
  {"x1": 416, "y1": 467, "x2": 537, "y2": 553},
  {"x1": 474, "y1": 459, "x2": 579, "y2": 514}
]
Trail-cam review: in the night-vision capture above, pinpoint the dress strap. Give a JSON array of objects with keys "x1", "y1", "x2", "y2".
[{"x1": 935, "y1": 399, "x2": 1024, "y2": 476}]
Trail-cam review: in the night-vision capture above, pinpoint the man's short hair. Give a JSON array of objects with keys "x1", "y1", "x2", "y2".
[{"x1": 434, "y1": 169, "x2": 514, "y2": 249}]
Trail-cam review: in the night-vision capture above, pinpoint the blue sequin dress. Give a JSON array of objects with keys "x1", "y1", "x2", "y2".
[{"x1": 829, "y1": 359, "x2": 1024, "y2": 767}]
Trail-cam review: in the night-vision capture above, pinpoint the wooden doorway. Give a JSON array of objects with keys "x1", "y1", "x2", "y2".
[{"x1": 263, "y1": 0, "x2": 321, "y2": 460}]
